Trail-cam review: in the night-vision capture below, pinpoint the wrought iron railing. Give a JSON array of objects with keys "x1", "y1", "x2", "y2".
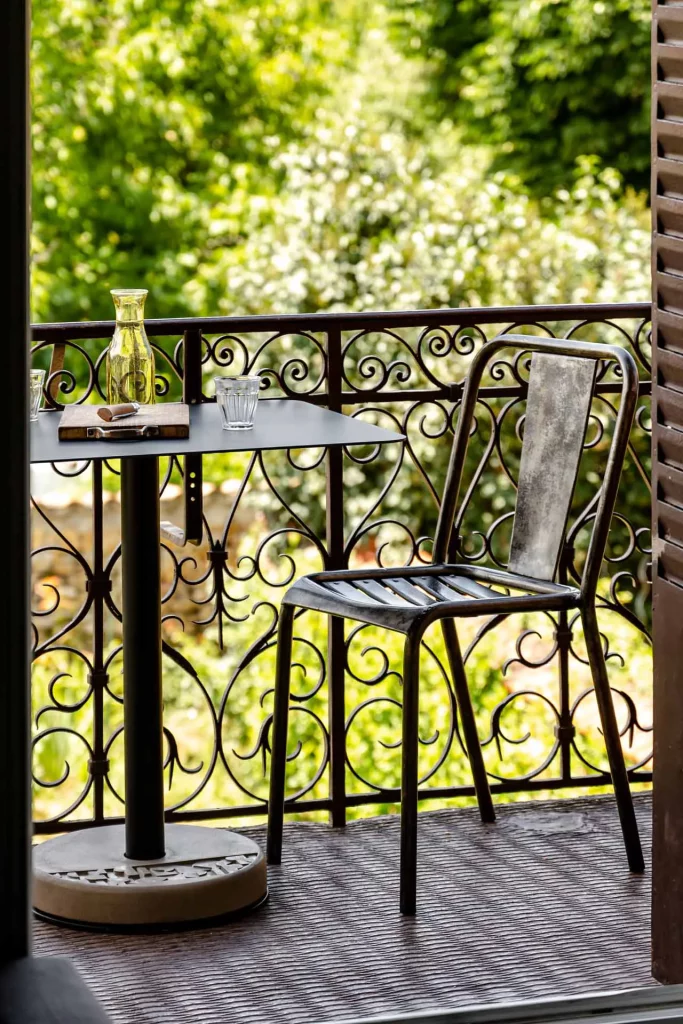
[{"x1": 29, "y1": 302, "x2": 652, "y2": 833}]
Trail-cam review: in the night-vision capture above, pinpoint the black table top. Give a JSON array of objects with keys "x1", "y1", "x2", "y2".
[{"x1": 30, "y1": 399, "x2": 404, "y2": 464}]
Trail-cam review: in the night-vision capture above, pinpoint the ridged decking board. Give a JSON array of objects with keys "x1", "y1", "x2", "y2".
[{"x1": 34, "y1": 794, "x2": 655, "y2": 1023}]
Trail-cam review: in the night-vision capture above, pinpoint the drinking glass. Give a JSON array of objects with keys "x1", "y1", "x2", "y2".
[
  {"x1": 214, "y1": 376, "x2": 260, "y2": 430},
  {"x1": 30, "y1": 369, "x2": 46, "y2": 421}
]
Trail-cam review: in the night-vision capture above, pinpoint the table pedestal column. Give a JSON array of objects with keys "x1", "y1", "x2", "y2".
[
  {"x1": 121, "y1": 456, "x2": 165, "y2": 861},
  {"x1": 33, "y1": 456, "x2": 266, "y2": 930}
]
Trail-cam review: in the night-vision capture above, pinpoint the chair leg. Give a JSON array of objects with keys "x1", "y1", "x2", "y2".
[
  {"x1": 400, "y1": 628, "x2": 423, "y2": 915},
  {"x1": 441, "y1": 618, "x2": 495, "y2": 823},
  {"x1": 328, "y1": 614, "x2": 347, "y2": 829},
  {"x1": 267, "y1": 602, "x2": 295, "y2": 865},
  {"x1": 581, "y1": 605, "x2": 644, "y2": 873}
]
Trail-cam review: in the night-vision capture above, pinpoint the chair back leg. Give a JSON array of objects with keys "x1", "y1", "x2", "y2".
[
  {"x1": 581, "y1": 606, "x2": 645, "y2": 873},
  {"x1": 441, "y1": 619, "x2": 495, "y2": 823},
  {"x1": 267, "y1": 603, "x2": 296, "y2": 865}
]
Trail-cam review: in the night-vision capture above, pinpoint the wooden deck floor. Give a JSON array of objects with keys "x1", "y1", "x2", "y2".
[{"x1": 34, "y1": 793, "x2": 655, "y2": 1023}]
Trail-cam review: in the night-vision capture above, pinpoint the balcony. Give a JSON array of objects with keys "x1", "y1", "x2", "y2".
[
  {"x1": 29, "y1": 301, "x2": 655, "y2": 1019},
  {"x1": 33, "y1": 793, "x2": 654, "y2": 1023}
]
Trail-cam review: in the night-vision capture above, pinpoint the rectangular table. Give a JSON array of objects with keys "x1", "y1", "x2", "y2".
[{"x1": 30, "y1": 399, "x2": 403, "y2": 929}]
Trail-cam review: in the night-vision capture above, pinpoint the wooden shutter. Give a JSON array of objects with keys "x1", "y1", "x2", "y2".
[{"x1": 652, "y1": 0, "x2": 683, "y2": 986}]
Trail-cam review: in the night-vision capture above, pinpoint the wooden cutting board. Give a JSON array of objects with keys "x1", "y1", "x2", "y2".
[{"x1": 58, "y1": 403, "x2": 190, "y2": 441}]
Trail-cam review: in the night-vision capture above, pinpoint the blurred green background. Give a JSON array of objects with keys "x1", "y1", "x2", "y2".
[{"x1": 29, "y1": 0, "x2": 653, "y2": 828}]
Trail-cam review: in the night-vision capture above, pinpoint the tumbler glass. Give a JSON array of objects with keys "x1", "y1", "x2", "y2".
[
  {"x1": 30, "y1": 369, "x2": 46, "y2": 421},
  {"x1": 214, "y1": 376, "x2": 260, "y2": 430}
]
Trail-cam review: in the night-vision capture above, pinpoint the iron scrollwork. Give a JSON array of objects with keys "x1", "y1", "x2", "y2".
[{"x1": 30, "y1": 305, "x2": 653, "y2": 831}]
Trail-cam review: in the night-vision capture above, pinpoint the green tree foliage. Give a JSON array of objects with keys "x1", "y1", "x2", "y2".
[
  {"x1": 392, "y1": 0, "x2": 651, "y2": 196},
  {"x1": 32, "y1": 2, "x2": 651, "y2": 326},
  {"x1": 30, "y1": 6, "x2": 653, "y2": 821},
  {"x1": 31, "y1": 0, "x2": 360, "y2": 321}
]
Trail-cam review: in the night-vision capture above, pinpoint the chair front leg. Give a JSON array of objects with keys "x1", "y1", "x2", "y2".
[
  {"x1": 441, "y1": 618, "x2": 495, "y2": 823},
  {"x1": 267, "y1": 602, "x2": 296, "y2": 865},
  {"x1": 400, "y1": 626, "x2": 424, "y2": 915},
  {"x1": 328, "y1": 614, "x2": 347, "y2": 829},
  {"x1": 581, "y1": 605, "x2": 644, "y2": 873}
]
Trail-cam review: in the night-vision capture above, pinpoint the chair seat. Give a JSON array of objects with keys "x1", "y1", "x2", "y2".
[{"x1": 283, "y1": 564, "x2": 581, "y2": 633}]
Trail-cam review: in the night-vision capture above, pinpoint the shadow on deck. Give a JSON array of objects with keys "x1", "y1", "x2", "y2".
[{"x1": 34, "y1": 793, "x2": 655, "y2": 1023}]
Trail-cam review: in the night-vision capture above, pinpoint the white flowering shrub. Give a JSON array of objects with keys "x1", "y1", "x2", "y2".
[{"x1": 186, "y1": 115, "x2": 649, "y2": 317}]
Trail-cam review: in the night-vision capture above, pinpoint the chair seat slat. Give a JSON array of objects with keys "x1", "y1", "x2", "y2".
[
  {"x1": 352, "y1": 578, "x2": 410, "y2": 605},
  {"x1": 384, "y1": 578, "x2": 435, "y2": 605},
  {"x1": 443, "y1": 575, "x2": 496, "y2": 600},
  {"x1": 323, "y1": 580, "x2": 376, "y2": 603},
  {"x1": 414, "y1": 576, "x2": 469, "y2": 602}
]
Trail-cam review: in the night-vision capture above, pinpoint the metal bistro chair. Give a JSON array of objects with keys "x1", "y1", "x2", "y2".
[{"x1": 267, "y1": 334, "x2": 644, "y2": 914}]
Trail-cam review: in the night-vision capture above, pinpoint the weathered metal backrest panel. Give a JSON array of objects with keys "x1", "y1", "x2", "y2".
[{"x1": 508, "y1": 352, "x2": 597, "y2": 581}]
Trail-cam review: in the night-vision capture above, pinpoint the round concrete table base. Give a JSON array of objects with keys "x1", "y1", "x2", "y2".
[{"x1": 33, "y1": 824, "x2": 267, "y2": 930}]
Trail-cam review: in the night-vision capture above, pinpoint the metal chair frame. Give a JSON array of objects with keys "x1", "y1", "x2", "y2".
[{"x1": 267, "y1": 334, "x2": 644, "y2": 914}]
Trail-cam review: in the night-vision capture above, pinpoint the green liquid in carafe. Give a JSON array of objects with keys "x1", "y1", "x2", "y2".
[{"x1": 107, "y1": 347, "x2": 155, "y2": 404}]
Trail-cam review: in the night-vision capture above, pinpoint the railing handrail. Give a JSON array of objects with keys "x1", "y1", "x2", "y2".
[{"x1": 30, "y1": 301, "x2": 652, "y2": 341}]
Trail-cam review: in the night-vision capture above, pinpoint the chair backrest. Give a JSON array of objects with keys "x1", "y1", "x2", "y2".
[
  {"x1": 507, "y1": 352, "x2": 596, "y2": 581},
  {"x1": 432, "y1": 334, "x2": 639, "y2": 599}
]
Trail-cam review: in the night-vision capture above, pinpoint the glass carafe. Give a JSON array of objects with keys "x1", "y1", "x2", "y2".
[{"x1": 106, "y1": 289, "x2": 156, "y2": 404}]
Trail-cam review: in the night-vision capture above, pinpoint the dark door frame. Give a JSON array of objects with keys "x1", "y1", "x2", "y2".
[{"x1": 0, "y1": 0, "x2": 32, "y2": 964}]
